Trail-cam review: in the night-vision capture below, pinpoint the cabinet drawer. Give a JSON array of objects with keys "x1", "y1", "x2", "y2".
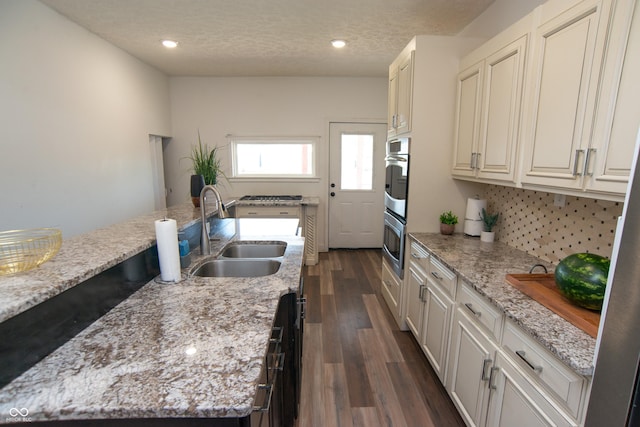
[
  {"x1": 237, "y1": 206, "x2": 301, "y2": 218},
  {"x1": 457, "y1": 281, "x2": 503, "y2": 340},
  {"x1": 429, "y1": 256, "x2": 457, "y2": 298},
  {"x1": 408, "y1": 240, "x2": 429, "y2": 273},
  {"x1": 502, "y1": 319, "x2": 586, "y2": 418},
  {"x1": 382, "y1": 258, "x2": 402, "y2": 307}
]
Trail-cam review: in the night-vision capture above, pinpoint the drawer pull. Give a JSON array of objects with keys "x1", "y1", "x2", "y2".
[
  {"x1": 431, "y1": 271, "x2": 443, "y2": 280},
  {"x1": 516, "y1": 350, "x2": 543, "y2": 373},
  {"x1": 270, "y1": 327, "x2": 283, "y2": 345},
  {"x1": 464, "y1": 303, "x2": 481, "y2": 318},
  {"x1": 298, "y1": 297, "x2": 306, "y2": 320},
  {"x1": 481, "y1": 358, "x2": 492, "y2": 381},
  {"x1": 411, "y1": 252, "x2": 423, "y2": 259},
  {"x1": 489, "y1": 367, "x2": 500, "y2": 390}
]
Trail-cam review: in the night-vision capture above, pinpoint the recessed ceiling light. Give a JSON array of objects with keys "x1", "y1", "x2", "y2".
[
  {"x1": 162, "y1": 40, "x2": 178, "y2": 48},
  {"x1": 331, "y1": 39, "x2": 346, "y2": 48}
]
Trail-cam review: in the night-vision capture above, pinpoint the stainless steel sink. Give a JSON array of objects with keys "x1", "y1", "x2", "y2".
[
  {"x1": 191, "y1": 259, "x2": 281, "y2": 277},
  {"x1": 220, "y1": 242, "x2": 286, "y2": 258}
]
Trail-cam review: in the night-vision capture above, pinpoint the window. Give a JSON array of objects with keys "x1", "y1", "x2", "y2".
[
  {"x1": 231, "y1": 137, "x2": 317, "y2": 179},
  {"x1": 340, "y1": 133, "x2": 374, "y2": 190}
]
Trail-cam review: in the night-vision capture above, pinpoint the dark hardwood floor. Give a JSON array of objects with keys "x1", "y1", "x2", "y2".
[{"x1": 298, "y1": 249, "x2": 465, "y2": 427}]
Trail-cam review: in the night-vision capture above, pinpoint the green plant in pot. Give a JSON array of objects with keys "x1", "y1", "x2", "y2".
[
  {"x1": 439, "y1": 211, "x2": 458, "y2": 235},
  {"x1": 186, "y1": 131, "x2": 224, "y2": 207},
  {"x1": 480, "y1": 208, "x2": 499, "y2": 242}
]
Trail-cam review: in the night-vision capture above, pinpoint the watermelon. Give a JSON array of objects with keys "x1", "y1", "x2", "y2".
[{"x1": 554, "y1": 253, "x2": 610, "y2": 311}]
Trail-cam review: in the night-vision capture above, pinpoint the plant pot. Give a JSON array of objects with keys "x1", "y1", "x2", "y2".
[
  {"x1": 440, "y1": 223, "x2": 455, "y2": 235},
  {"x1": 190, "y1": 174, "x2": 205, "y2": 208},
  {"x1": 481, "y1": 231, "x2": 495, "y2": 242}
]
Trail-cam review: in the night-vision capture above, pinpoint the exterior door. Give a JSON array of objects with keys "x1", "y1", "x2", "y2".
[{"x1": 328, "y1": 122, "x2": 386, "y2": 248}]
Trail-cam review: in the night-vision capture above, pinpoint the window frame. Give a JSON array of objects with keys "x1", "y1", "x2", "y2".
[{"x1": 229, "y1": 136, "x2": 319, "y2": 182}]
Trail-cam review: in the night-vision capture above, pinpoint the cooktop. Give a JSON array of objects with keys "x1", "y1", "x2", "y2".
[{"x1": 240, "y1": 195, "x2": 303, "y2": 201}]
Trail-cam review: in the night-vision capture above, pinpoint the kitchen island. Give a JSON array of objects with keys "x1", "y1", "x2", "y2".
[{"x1": 0, "y1": 202, "x2": 305, "y2": 424}]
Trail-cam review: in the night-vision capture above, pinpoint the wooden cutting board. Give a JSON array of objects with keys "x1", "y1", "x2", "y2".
[{"x1": 505, "y1": 273, "x2": 600, "y2": 338}]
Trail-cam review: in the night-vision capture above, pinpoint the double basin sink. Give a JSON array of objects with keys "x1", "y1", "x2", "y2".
[{"x1": 191, "y1": 241, "x2": 286, "y2": 278}]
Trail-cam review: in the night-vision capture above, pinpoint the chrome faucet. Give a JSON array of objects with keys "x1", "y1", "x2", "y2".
[{"x1": 199, "y1": 185, "x2": 228, "y2": 255}]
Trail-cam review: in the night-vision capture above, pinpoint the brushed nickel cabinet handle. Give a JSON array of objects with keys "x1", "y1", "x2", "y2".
[
  {"x1": 489, "y1": 366, "x2": 500, "y2": 390},
  {"x1": 573, "y1": 149, "x2": 585, "y2": 176},
  {"x1": 481, "y1": 358, "x2": 492, "y2": 381},
  {"x1": 464, "y1": 302, "x2": 481, "y2": 317},
  {"x1": 516, "y1": 350, "x2": 543, "y2": 373},
  {"x1": 431, "y1": 271, "x2": 443, "y2": 280},
  {"x1": 585, "y1": 148, "x2": 596, "y2": 176}
]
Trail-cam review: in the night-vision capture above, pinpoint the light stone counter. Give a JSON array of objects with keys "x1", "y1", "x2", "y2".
[
  {"x1": 0, "y1": 202, "x2": 227, "y2": 323},
  {"x1": 0, "y1": 203, "x2": 304, "y2": 422},
  {"x1": 410, "y1": 232, "x2": 596, "y2": 376}
]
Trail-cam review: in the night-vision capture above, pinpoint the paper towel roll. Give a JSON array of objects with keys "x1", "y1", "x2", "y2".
[
  {"x1": 155, "y1": 218, "x2": 181, "y2": 283},
  {"x1": 465, "y1": 198, "x2": 487, "y2": 220}
]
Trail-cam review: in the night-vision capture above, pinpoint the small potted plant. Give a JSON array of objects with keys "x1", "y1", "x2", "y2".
[
  {"x1": 185, "y1": 131, "x2": 224, "y2": 207},
  {"x1": 480, "y1": 208, "x2": 500, "y2": 242},
  {"x1": 439, "y1": 211, "x2": 458, "y2": 235}
]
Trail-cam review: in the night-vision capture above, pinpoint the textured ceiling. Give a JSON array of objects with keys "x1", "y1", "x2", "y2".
[{"x1": 40, "y1": 0, "x2": 495, "y2": 77}]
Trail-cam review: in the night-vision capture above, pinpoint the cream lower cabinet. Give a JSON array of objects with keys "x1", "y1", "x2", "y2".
[
  {"x1": 448, "y1": 305, "x2": 498, "y2": 427},
  {"x1": 235, "y1": 206, "x2": 301, "y2": 218},
  {"x1": 381, "y1": 257, "x2": 403, "y2": 327},
  {"x1": 405, "y1": 240, "x2": 455, "y2": 383},
  {"x1": 486, "y1": 353, "x2": 577, "y2": 427},
  {"x1": 447, "y1": 281, "x2": 586, "y2": 427}
]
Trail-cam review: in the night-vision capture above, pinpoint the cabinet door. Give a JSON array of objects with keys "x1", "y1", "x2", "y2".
[
  {"x1": 395, "y1": 51, "x2": 414, "y2": 135},
  {"x1": 447, "y1": 308, "x2": 497, "y2": 427},
  {"x1": 476, "y1": 36, "x2": 527, "y2": 183},
  {"x1": 587, "y1": 0, "x2": 639, "y2": 195},
  {"x1": 381, "y1": 258, "x2": 402, "y2": 326},
  {"x1": 452, "y1": 62, "x2": 484, "y2": 178},
  {"x1": 405, "y1": 266, "x2": 425, "y2": 339},
  {"x1": 420, "y1": 280, "x2": 454, "y2": 383},
  {"x1": 387, "y1": 66, "x2": 399, "y2": 138},
  {"x1": 521, "y1": 0, "x2": 610, "y2": 189},
  {"x1": 486, "y1": 353, "x2": 577, "y2": 427}
]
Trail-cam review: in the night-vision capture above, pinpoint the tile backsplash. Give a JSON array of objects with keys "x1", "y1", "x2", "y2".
[{"x1": 483, "y1": 185, "x2": 623, "y2": 264}]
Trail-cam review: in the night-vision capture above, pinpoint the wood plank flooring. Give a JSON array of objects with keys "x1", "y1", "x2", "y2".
[{"x1": 298, "y1": 249, "x2": 465, "y2": 427}]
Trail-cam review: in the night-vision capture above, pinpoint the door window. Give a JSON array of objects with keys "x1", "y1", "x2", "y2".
[{"x1": 340, "y1": 133, "x2": 374, "y2": 190}]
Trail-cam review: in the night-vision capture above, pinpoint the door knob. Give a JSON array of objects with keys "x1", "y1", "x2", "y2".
[
  {"x1": 330, "y1": 192, "x2": 335, "y2": 197},
  {"x1": 330, "y1": 183, "x2": 336, "y2": 188}
]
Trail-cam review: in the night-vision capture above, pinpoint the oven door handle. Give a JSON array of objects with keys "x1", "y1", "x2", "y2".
[{"x1": 385, "y1": 155, "x2": 408, "y2": 163}]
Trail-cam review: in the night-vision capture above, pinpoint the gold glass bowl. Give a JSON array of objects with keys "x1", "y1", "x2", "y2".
[{"x1": 0, "y1": 228, "x2": 62, "y2": 276}]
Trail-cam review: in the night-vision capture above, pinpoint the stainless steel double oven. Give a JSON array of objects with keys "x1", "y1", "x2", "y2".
[{"x1": 383, "y1": 137, "x2": 409, "y2": 278}]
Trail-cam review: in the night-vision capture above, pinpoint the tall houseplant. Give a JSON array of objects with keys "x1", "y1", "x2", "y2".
[{"x1": 186, "y1": 131, "x2": 224, "y2": 207}]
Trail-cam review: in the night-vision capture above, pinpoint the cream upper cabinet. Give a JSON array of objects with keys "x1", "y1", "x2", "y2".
[
  {"x1": 388, "y1": 50, "x2": 414, "y2": 138},
  {"x1": 452, "y1": 62, "x2": 483, "y2": 177},
  {"x1": 452, "y1": 17, "x2": 530, "y2": 183},
  {"x1": 520, "y1": 0, "x2": 637, "y2": 198},
  {"x1": 586, "y1": 0, "x2": 640, "y2": 194}
]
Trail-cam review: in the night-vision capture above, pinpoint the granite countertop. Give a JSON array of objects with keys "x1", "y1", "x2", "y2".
[
  {"x1": 409, "y1": 232, "x2": 596, "y2": 376},
  {"x1": 0, "y1": 203, "x2": 305, "y2": 422},
  {"x1": 0, "y1": 201, "x2": 232, "y2": 323}
]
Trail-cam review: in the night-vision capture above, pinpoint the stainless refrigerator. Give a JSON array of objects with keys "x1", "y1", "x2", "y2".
[{"x1": 585, "y1": 131, "x2": 640, "y2": 426}]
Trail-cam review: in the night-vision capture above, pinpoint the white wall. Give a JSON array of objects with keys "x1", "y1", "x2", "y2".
[
  {"x1": 166, "y1": 76, "x2": 388, "y2": 250},
  {"x1": 0, "y1": 0, "x2": 171, "y2": 237},
  {"x1": 458, "y1": 0, "x2": 546, "y2": 38}
]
